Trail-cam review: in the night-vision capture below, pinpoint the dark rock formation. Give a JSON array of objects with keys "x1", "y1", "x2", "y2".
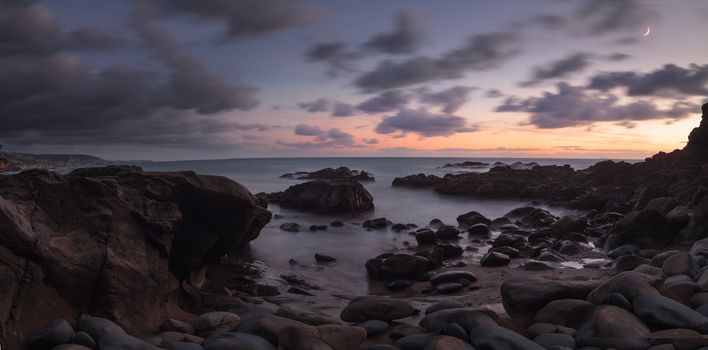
[
  {"x1": 0, "y1": 166, "x2": 271, "y2": 348},
  {"x1": 281, "y1": 167, "x2": 374, "y2": 181},
  {"x1": 440, "y1": 161, "x2": 489, "y2": 168},
  {"x1": 267, "y1": 179, "x2": 374, "y2": 214},
  {"x1": 392, "y1": 104, "x2": 708, "y2": 251},
  {"x1": 391, "y1": 174, "x2": 443, "y2": 188}
]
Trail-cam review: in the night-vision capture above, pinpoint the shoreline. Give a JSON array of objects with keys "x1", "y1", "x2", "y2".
[{"x1": 3, "y1": 103, "x2": 708, "y2": 350}]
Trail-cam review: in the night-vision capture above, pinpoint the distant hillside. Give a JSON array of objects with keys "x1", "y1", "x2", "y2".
[{"x1": 0, "y1": 152, "x2": 111, "y2": 172}]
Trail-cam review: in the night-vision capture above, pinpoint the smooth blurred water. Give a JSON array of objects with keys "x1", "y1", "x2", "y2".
[{"x1": 140, "y1": 157, "x2": 620, "y2": 294}]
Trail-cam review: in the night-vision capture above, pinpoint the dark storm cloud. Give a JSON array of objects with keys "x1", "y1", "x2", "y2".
[
  {"x1": 332, "y1": 102, "x2": 357, "y2": 117},
  {"x1": 0, "y1": 1, "x2": 261, "y2": 146},
  {"x1": 587, "y1": 64, "x2": 708, "y2": 97},
  {"x1": 131, "y1": 3, "x2": 259, "y2": 113},
  {"x1": 282, "y1": 124, "x2": 357, "y2": 148},
  {"x1": 357, "y1": 90, "x2": 410, "y2": 114},
  {"x1": 418, "y1": 86, "x2": 474, "y2": 113},
  {"x1": 376, "y1": 108, "x2": 478, "y2": 137},
  {"x1": 151, "y1": 0, "x2": 318, "y2": 39},
  {"x1": 355, "y1": 31, "x2": 519, "y2": 93},
  {"x1": 0, "y1": 3, "x2": 129, "y2": 56},
  {"x1": 363, "y1": 10, "x2": 421, "y2": 54},
  {"x1": 304, "y1": 41, "x2": 359, "y2": 77},
  {"x1": 496, "y1": 82, "x2": 698, "y2": 129},
  {"x1": 521, "y1": 53, "x2": 594, "y2": 87},
  {"x1": 298, "y1": 98, "x2": 330, "y2": 112}
]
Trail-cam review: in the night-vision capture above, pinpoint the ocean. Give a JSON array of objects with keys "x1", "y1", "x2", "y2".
[{"x1": 140, "y1": 157, "x2": 626, "y2": 294}]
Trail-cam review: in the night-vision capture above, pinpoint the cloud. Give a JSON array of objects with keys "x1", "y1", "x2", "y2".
[
  {"x1": 418, "y1": 86, "x2": 474, "y2": 113},
  {"x1": 375, "y1": 108, "x2": 478, "y2": 137},
  {"x1": 485, "y1": 89, "x2": 504, "y2": 98},
  {"x1": 332, "y1": 102, "x2": 357, "y2": 117},
  {"x1": 575, "y1": 0, "x2": 657, "y2": 35},
  {"x1": 131, "y1": 3, "x2": 259, "y2": 113},
  {"x1": 518, "y1": 1, "x2": 657, "y2": 38},
  {"x1": 363, "y1": 10, "x2": 421, "y2": 54},
  {"x1": 587, "y1": 64, "x2": 708, "y2": 97},
  {"x1": 305, "y1": 11, "x2": 420, "y2": 76},
  {"x1": 151, "y1": 0, "x2": 319, "y2": 39},
  {"x1": 357, "y1": 90, "x2": 410, "y2": 114},
  {"x1": 294, "y1": 124, "x2": 323, "y2": 136},
  {"x1": 304, "y1": 42, "x2": 359, "y2": 77},
  {"x1": 0, "y1": 3, "x2": 129, "y2": 56},
  {"x1": 607, "y1": 53, "x2": 631, "y2": 61},
  {"x1": 281, "y1": 124, "x2": 358, "y2": 148},
  {"x1": 521, "y1": 52, "x2": 593, "y2": 87},
  {"x1": 496, "y1": 82, "x2": 698, "y2": 128},
  {"x1": 363, "y1": 138, "x2": 379, "y2": 144},
  {"x1": 355, "y1": 31, "x2": 519, "y2": 92},
  {"x1": 224, "y1": 123, "x2": 270, "y2": 131},
  {"x1": 526, "y1": 14, "x2": 568, "y2": 31},
  {"x1": 0, "y1": 1, "x2": 260, "y2": 147},
  {"x1": 298, "y1": 98, "x2": 330, "y2": 112}
]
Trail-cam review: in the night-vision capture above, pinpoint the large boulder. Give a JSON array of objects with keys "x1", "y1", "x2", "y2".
[
  {"x1": 603, "y1": 209, "x2": 680, "y2": 250},
  {"x1": 501, "y1": 276, "x2": 600, "y2": 324},
  {"x1": 340, "y1": 297, "x2": 416, "y2": 323},
  {"x1": 365, "y1": 254, "x2": 432, "y2": 280},
  {"x1": 456, "y1": 211, "x2": 491, "y2": 228},
  {"x1": 281, "y1": 167, "x2": 374, "y2": 181},
  {"x1": 575, "y1": 305, "x2": 651, "y2": 350},
  {"x1": 633, "y1": 293, "x2": 708, "y2": 332},
  {"x1": 0, "y1": 166, "x2": 271, "y2": 348},
  {"x1": 269, "y1": 180, "x2": 374, "y2": 213},
  {"x1": 586, "y1": 271, "x2": 660, "y2": 305},
  {"x1": 419, "y1": 308, "x2": 497, "y2": 333},
  {"x1": 468, "y1": 324, "x2": 545, "y2": 350}
]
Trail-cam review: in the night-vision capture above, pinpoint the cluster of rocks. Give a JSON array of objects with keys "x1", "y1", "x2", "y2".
[
  {"x1": 279, "y1": 222, "x2": 330, "y2": 232},
  {"x1": 440, "y1": 161, "x2": 541, "y2": 171},
  {"x1": 440, "y1": 161, "x2": 489, "y2": 169},
  {"x1": 393, "y1": 105, "x2": 708, "y2": 220},
  {"x1": 28, "y1": 305, "x2": 364, "y2": 350},
  {"x1": 280, "y1": 166, "x2": 375, "y2": 181},
  {"x1": 360, "y1": 206, "x2": 606, "y2": 293},
  {"x1": 497, "y1": 239, "x2": 708, "y2": 350}
]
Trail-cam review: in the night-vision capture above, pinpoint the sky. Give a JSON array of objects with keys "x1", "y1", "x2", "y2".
[{"x1": 1, "y1": 0, "x2": 707, "y2": 161}]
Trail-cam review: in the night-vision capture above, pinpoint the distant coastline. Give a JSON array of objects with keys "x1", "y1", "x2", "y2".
[{"x1": 0, "y1": 152, "x2": 111, "y2": 173}]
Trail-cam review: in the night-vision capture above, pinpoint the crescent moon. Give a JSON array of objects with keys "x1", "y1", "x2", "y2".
[{"x1": 643, "y1": 26, "x2": 651, "y2": 37}]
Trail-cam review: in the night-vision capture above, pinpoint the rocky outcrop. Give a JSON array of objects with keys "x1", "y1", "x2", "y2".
[
  {"x1": 392, "y1": 174, "x2": 443, "y2": 188},
  {"x1": 281, "y1": 167, "x2": 374, "y2": 181},
  {"x1": 267, "y1": 179, "x2": 374, "y2": 214},
  {"x1": 0, "y1": 166, "x2": 271, "y2": 348},
  {"x1": 393, "y1": 104, "x2": 708, "y2": 251}
]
